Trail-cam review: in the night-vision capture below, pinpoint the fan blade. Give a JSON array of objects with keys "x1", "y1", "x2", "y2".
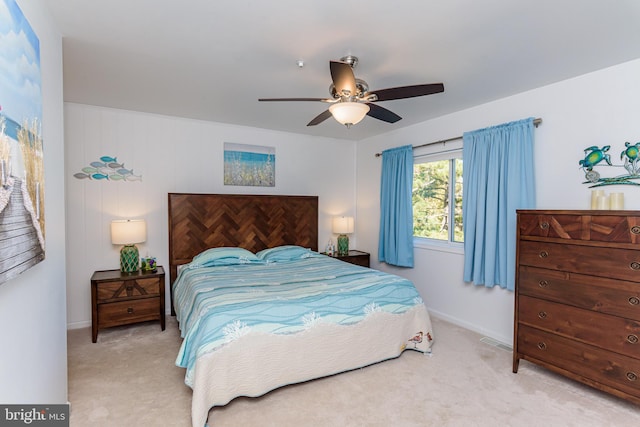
[
  {"x1": 307, "y1": 109, "x2": 333, "y2": 126},
  {"x1": 259, "y1": 98, "x2": 330, "y2": 102},
  {"x1": 330, "y1": 61, "x2": 357, "y2": 97},
  {"x1": 366, "y1": 103, "x2": 402, "y2": 123},
  {"x1": 370, "y1": 83, "x2": 444, "y2": 102}
]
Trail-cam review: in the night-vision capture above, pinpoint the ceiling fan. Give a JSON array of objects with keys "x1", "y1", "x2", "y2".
[{"x1": 259, "y1": 55, "x2": 444, "y2": 128}]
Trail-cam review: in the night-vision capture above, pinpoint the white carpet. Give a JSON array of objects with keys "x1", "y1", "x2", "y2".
[{"x1": 67, "y1": 316, "x2": 640, "y2": 426}]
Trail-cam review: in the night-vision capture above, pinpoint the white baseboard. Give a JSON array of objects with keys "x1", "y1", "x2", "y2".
[
  {"x1": 427, "y1": 308, "x2": 512, "y2": 347},
  {"x1": 66, "y1": 320, "x2": 91, "y2": 330}
]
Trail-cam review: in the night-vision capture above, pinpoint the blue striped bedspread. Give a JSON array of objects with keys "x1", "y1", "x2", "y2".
[{"x1": 173, "y1": 255, "x2": 427, "y2": 387}]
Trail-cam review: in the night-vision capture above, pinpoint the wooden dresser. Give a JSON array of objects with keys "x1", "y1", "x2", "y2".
[
  {"x1": 91, "y1": 266, "x2": 165, "y2": 342},
  {"x1": 513, "y1": 210, "x2": 640, "y2": 405}
]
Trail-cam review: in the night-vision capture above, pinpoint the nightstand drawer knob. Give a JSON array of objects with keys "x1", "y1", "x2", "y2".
[
  {"x1": 626, "y1": 372, "x2": 638, "y2": 382},
  {"x1": 630, "y1": 297, "x2": 640, "y2": 306},
  {"x1": 540, "y1": 221, "x2": 549, "y2": 230},
  {"x1": 538, "y1": 251, "x2": 548, "y2": 258},
  {"x1": 537, "y1": 342, "x2": 547, "y2": 350},
  {"x1": 538, "y1": 280, "x2": 549, "y2": 288},
  {"x1": 538, "y1": 311, "x2": 547, "y2": 319},
  {"x1": 630, "y1": 262, "x2": 640, "y2": 271},
  {"x1": 628, "y1": 334, "x2": 639, "y2": 344},
  {"x1": 127, "y1": 307, "x2": 134, "y2": 314},
  {"x1": 631, "y1": 226, "x2": 640, "y2": 235}
]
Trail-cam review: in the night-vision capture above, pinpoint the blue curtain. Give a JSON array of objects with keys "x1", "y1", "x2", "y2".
[
  {"x1": 462, "y1": 118, "x2": 536, "y2": 291},
  {"x1": 379, "y1": 145, "x2": 414, "y2": 267}
]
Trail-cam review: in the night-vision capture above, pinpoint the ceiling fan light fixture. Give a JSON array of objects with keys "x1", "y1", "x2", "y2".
[{"x1": 329, "y1": 102, "x2": 370, "y2": 127}]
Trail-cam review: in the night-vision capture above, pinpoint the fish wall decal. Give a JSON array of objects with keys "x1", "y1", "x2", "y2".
[{"x1": 74, "y1": 156, "x2": 142, "y2": 182}]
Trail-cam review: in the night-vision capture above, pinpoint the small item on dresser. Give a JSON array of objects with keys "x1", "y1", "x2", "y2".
[
  {"x1": 590, "y1": 189, "x2": 605, "y2": 209},
  {"x1": 141, "y1": 256, "x2": 157, "y2": 272},
  {"x1": 610, "y1": 192, "x2": 625, "y2": 210},
  {"x1": 326, "y1": 239, "x2": 334, "y2": 256},
  {"x1": 595, "y1": 194, "x2": 609, "y2": 210}
]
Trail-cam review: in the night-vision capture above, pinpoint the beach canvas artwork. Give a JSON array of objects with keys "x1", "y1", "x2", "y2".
[
  {"x1": 224, "y1": 143, "x2": 275, "y2": 187},
  {"x1": 0, "y1": 0, "x2": 45, "y2": 285}
]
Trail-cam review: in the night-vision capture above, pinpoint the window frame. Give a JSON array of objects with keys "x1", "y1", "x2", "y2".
[{"x1": 412, "y1": 147, "x2": 464, "y2": 253}]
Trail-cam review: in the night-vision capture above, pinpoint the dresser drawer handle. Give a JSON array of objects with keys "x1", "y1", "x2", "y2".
[
  {"x1": 631, "y1": 226, "x2": 640, "y2": 235},
  {"x1": 627, "y1": 372, "x2": 638, "y2": 382},
  {"x1": 540, "y1": 221, "x2": 549, "y2": 230},
  {"x1": 538, "y1": 280, "x2": 549, "y2": 288},
  {"x1": 127, "y1": 307, "x2": 134, "y2": 314},
  {"x1": 538, "y1": 251, "x2": 549, "y2": 258},
  {"x1": 628, "y1": 334, "x2": 639, "y2": 344},
  {"x1": 630, "y1": 296, "x2": 640, "y2": 306},
  {"x1": 631, "y1": 262, "x2": 640, "y2": 271},
  {"x1": 537, "y1": 342, "x2": 547, "y2": 350},
  {"x1": 538, "y1": 311, "x2": 547, "y2": 319}
]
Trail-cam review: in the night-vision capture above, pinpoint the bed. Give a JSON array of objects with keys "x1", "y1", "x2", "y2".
[{"x1": 168, "y1": 193, "x2": 434, "y2": 427}]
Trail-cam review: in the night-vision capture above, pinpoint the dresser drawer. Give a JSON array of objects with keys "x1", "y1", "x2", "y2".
[
  {"x1": 97, "y1": 297, "x2": 161, "y2": 328},
  {"x1": 519, "y1": 295, "x2": 640, "y2": 358},
  {"x1": 518, "y1": 325, "x2": 640, "y2": 399},
  {"x1": 519, "y1": 240, "x2": 640, "y2": 283},
  {"x1": 96, "y1": 277, "x2": 160, "y2": 302},
  {"x1": 518, "y1": 266, "x2": 640, "y2": 320},
  {"x1": 518, "y1": 212, "x2": 640, "y2": 244}
]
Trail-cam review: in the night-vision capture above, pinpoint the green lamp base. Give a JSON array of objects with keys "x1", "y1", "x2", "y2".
[
  {"x1": 337, "y1": 234, "x2": 349, "y2": 256},
  {"x1": 120, "y1": 244, "x2": 140, "y2": 273}
]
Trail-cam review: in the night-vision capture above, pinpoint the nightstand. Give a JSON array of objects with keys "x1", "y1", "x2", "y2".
[
  {"x1": 332, "y1": 250, "x2": 370, "y2": 268},
  {"x1": 91, "y1": 266, "x2": 165, "y2": 343}
]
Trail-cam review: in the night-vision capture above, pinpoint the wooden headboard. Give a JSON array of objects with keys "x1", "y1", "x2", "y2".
[{"x1": 167, "y1": 193, "x2": 319, "y2": 286}]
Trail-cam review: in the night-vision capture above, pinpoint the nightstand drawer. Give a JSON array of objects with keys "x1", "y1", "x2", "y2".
[
  {"x1": 97, "y1": 297, "x2": 161, "y2": 328},
  {"x1": 96, "y1": 277, "x2": 160, "y2": 302}
]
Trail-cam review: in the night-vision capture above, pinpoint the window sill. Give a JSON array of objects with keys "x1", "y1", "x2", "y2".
[{"x1": 413, "y1": 237, "x2": 464, "y2": 255}]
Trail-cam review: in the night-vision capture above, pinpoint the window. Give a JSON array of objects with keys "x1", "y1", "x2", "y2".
[{"x1": 412, "y1": 150, "x2": 463, "y2": 244}]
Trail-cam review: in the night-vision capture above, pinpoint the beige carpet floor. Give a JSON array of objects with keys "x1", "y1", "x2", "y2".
[{"x1": 67, "y1": 316, "x2": 640, "y2": 426}]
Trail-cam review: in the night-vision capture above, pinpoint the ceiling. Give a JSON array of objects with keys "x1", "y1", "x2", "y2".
[{"x1": 46, "y1": 0, "x2": 640, "y2": 141}]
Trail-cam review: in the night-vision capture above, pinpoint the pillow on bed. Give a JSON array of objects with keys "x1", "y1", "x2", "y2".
[
  {"x1": 189, "y1": 247, "x2": 262, "y2": 267},
  {"x1": 255, "y1": 245, "x2": 317, "y2": 262}
]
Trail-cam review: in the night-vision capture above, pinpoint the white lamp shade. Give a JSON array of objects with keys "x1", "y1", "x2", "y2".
[
  {"x1": 329, "y1": 102, "x2": 370, "y2": 126},
  {"x1": 111, "y1": 219, "x2": 147, "y2": 245},
  {"x1": 332, "y1": 216, "x2": 354, "y2": 234}
]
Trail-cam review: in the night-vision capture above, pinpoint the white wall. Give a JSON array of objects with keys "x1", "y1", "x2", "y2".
[
  {"x1": 0, "y1": 0, "x2": 67, "y2": 403},
  {"x1": 356, "y1": 58, "x2": 640, "y2": 344},
  {"x1": 64, "y1": 57, "x2": 640, "y2": 345},
  {"x1": 64, "y1": 105, "x2": 357, "y2": 328}
]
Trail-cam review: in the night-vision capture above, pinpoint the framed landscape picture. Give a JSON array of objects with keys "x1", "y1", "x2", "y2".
[
  {"x1": 0, "y1": 0, "x2": 45, "y2": 285},
  {"x1": 224, "y1": 143, "x2": 275, "y2": 187}
]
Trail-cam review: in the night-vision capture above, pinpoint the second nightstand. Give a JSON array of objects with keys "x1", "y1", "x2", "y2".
[
  {"x1": 91, "y1": 266, "x2": 165, "y2": 343},
  {"x1": 332, "y1": 250, "x2": 370, "y2": 268}
]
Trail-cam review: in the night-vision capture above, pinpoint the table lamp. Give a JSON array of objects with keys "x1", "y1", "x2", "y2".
[
  {"x1": 111, "y1": 219, "x2": 147, "y2": 273},
  {"x1": 332, "y1": 216, "x2": 354, "y2": 256}
]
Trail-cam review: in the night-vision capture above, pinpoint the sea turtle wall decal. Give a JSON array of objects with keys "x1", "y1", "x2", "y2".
[{"x1": 579, "y1": 142, "x2": 640, "y2": 187}]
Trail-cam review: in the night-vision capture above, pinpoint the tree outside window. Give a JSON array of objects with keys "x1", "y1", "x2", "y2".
[{"x1": 413, "y1": 154, "x2": 463, "y2": 243}]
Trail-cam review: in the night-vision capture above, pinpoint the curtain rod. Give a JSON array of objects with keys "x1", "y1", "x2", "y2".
[{"x1": 374, "y1": 117, "x2": 542, "y2": 157}]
